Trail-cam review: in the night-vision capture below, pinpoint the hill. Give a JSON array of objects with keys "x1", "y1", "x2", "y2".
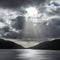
[
  {"x1": 30, "y1": 39, "x2": 60, "y2": 50},
  {"x1": 0, "y1": 39, "x2": 24, "y2": 49}
]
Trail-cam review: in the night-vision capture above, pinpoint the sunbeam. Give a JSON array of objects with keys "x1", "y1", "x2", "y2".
[{"x1": 23, "y1": 7, "x2": 43, "y2": 40}]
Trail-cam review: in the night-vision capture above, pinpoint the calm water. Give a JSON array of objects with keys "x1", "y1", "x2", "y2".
[{"x1": 0, "y1": 49, "x2": 60, "y2": 60}]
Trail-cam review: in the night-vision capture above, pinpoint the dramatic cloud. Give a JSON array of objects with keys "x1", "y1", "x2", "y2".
[
  {"x1": 46, "y1": 17, "x2": 60, "y2": 38},
  {"x1": 0, "y1": 0, "x2": 60, "y2": 41},
  {"x1": 40, "y1": 0, "x2": 60, "y2": 38},
  {"x1": 11, "y1": 16, "x2": 25, "y2": 30},
  {"x1": 3, "y1": 31, "x2": 23, "y2": 39},
  {"x1": 0, "y1": 0, "x2": 47, "y2": 8},
  {"x1": 25, "y1": 0, "x2": 60, "y2": 39},
  {"x1": 0, "y1": 8, "x2": 25, "y2": 39}
]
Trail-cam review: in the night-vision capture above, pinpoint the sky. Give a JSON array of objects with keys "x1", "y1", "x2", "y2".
[{"x1": 0, "y1": 0, "x2": 60, "y2": 41}]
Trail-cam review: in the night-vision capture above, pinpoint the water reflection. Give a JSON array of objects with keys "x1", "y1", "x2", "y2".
[
  {"x1": 18, "y1": 49, "x2": 37, "y2": 58},
  {"x1": 0, "y1": 49, "x2": 60, "y2": 60}
]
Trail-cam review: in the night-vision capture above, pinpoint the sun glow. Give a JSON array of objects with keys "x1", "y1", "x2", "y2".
[
  {"x1": 24, "y1": 7, "x2": 40, "y2": 23},
  {"x1": 24, "y1": 7, "x2": 41, "y2": 39},
  {"x1": 25, "y1": 7, "x2": 38, "y2": 17}
]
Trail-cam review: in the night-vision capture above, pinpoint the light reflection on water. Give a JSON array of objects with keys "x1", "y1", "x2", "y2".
[
  {"x1": 0, "y1": 49, "x2": 60, "y2": 60},
  {"x1": 18, "y1": 49, "x2": 37, "y2": 58}
]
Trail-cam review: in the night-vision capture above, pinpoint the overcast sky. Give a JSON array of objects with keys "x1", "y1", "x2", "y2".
[{"x1": 0, "y1": 0, "x2": 60, "y2": 41}]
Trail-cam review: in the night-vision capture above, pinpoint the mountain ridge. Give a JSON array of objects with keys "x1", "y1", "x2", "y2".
[
  {"x1": 0, "y1": 39, "x2": 24, "y2": 49},
  {"x1": 29, "y1": 39, "x2": 60, "y2": 50}
]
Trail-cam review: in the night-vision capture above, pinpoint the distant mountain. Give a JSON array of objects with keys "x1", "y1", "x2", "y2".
[
  {"x1": 0, "y1": 39, "x2": 24, "y2": 49},
  {"x1": 30, "y1": 39, "x2": 60, "y2": 50}
]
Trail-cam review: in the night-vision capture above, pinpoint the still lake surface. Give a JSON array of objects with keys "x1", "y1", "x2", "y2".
[{"x1": 0, "y1": 49, "x2": 60, "y2": 60}]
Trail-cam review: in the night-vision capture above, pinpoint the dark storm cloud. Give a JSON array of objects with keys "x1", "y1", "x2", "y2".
[
  {"x1": 2, "y1": 26, "x2": 9, "y2": 32},
  {"x1": 45, "y1": 0, "x2": 60, "y2": 16},
  {"x1": 11, "y1": 16, "x2": 25, "y2": 30},
  {"x1": 41, "y1": 17, "x2": 60, "y2": 38},
  {"x1": 39, "y1": 0, "x2": 60, "y2": 38},
  {"x1": 3, "y1": 31, "x2": 23, "y2": 39},
  {"x1": 0, "y1": 0, "x2": 47, "y2": 8},
  {"x1": 0, "y1": 16, "x2": 25, "y2": 39},
  {"x1": 1, "y1": 0, "x2": 60, "y2": 40},
  {"x1": 37, "y1": 0, "x2": 60, "y2": 38},
  {"x1": 0, "y1": 18, "x2": 5, "y2": 22},
  {"x1": 47, "y1": 18, "x2": 60, "y2": 38},
  {"x1": 42, "y1": 0, "x2": 60, "y2": 38},
  {"x1": 37, "y1": 18, "x2": 60, "y2": 39},
  {"x1": 1, "y1": 16, "x2": 25, "y2": 39},
  {"x1": 0, "y1": 6, "x2": 26, "y2": 39}
]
